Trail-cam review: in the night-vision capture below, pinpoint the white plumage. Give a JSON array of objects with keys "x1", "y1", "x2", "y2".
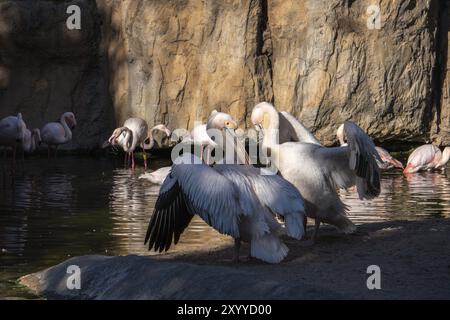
[
  {"x1": 251, "y1": 102, "x2": 381, "y2": 242},
  {"x1": 41, "y1": 112, "x2": 76, "y2": 158},
  {"x1": 145, "y1": 111, "x2": 306, "y2": 263}
]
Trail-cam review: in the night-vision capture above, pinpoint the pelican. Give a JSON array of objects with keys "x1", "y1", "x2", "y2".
[
  {"x1": 41, "y1": 112, "x2": 77, "y2": 158},
  {"x1": 22, "y1": 128, "x2": 41, "y2": 153},
  {"x1": 251, "y1": 102, "x2": 381, "y2": 242},
  {"x1": 403, "y1": 144, "x2": 450, "y2": 174},
  {"x1": 0, "y1": 113, "x2": 26, "y2": 163},
  {"x1": 139, "y1": 166, "x2": 171, "y2": 185},
  {"x1": 337, "y1": 124, "x2": 403, "y2": 170},
  {"x1": 145, "y1": 111, "x2": 306, "y2": 263}
]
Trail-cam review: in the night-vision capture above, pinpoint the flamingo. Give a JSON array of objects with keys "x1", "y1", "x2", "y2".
[
  {"x1": 41, "y1": 112, "x2": 77, "y2": 158},
  {"x1": 336, "y1": 124, "x2": 403, "y2": 170},
  {"x1": 22, "y1": 128, "x2": 41, "y2": 153},
  {"x1": 144, "y1": 124, "x2": 173, "y2": 150},
  {"x1": 403, "y1": 144, "x2": 450, "y2": 174},
  {"x1": 181, "y1": 123, "x2": 217, "y2": 163},
  {"x1": 108, "y1": 117, "x2": 149, "y2": 170},
  {"x1": 251, "y1": 102, "x2": 381, "y2": 243},
  {"x1": 145, "y1": 111, "x2": 306, "y2": 263},
  {"x1": 0, "y1": 113, "x2": 26, "y2": 165}
]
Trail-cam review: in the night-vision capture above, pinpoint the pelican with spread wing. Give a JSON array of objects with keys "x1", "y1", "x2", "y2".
[
  {"x1": 251, "y1": 102, "x2": 381, "y2": 243},
  {"x1": 145, "y1": 111, "x2": 306, "y2": 263}
]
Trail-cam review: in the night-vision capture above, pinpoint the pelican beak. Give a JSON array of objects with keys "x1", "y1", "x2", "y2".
[{"x1": 262, "y1": 113, "x2": 270, "y2": 129}]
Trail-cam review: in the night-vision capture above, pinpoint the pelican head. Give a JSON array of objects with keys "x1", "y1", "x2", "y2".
[
  {"x1": 206, "y1": 110, "x2": 238, "y2": 132},
  {"x1": 251, "y1": 102, "x2": 276, "y2": 131}
]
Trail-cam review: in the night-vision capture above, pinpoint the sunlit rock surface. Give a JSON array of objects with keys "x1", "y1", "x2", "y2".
[
  {"x1": 0, "y1": 0, "x2": 449, "y2": 148},
  {"x1": 19, "y1": 255, "x2": 341, "y2": 299}
]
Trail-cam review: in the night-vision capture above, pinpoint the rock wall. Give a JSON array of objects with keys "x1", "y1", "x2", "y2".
[{"x1": 0, "y1": 0, "x2": 449, "y2": 149}]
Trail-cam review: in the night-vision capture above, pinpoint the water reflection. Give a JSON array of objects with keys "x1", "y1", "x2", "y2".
[
  {"x1": 108, "y1": 168, "x2": 228, "y2": 256},
  {"x1": 0, "y1": 157, "x2": 449, "y2": 297}
]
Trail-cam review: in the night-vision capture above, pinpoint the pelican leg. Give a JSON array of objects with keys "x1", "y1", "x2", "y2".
[
  {"x1": 233, "y1": 238, "x2": 241, "y2": 263},
  {"x1": 312, "y1": 219, "x2": 321, "y2": 243}
]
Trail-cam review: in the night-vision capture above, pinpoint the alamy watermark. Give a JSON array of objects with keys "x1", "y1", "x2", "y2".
[{"x1": 66, "y1": 265, "x2": 81, "y2": 290}]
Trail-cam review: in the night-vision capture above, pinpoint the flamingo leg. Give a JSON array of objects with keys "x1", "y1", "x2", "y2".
[
  {"x1": 131, "y1": 152, "x2": 135, "y2": 170},
  {"x1": 142, "y1": 148, "x2": 148, "y2": 171},
  {"x1": 200, "y1": 144, "x2": 204, "y2": 162}
]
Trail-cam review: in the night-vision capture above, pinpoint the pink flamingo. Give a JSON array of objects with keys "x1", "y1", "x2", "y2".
[
  {"x1": 0, "y1": 113, "x2": 26, "y2": 166},
  {"x1": 41, "y1": 112, "x2": 77, "y2": 158},
  {"x1": 403, "y1": 144, "x2": 450, "y2": 174}
]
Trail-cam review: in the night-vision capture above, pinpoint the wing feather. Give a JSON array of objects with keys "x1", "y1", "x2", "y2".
[{"x1": 315, "y1": 121, "x2": 381, "y2": 200}]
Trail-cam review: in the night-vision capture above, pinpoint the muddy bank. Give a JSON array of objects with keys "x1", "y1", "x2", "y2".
[{"x1": 19, "y1": 218, "x2": 450, "y2": 299}]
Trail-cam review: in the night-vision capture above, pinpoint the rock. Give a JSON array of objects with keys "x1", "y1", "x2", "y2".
[
  {"x1": 1, "y1": 0, "x2": 449, "y2": 149},
  {"x1": 19, "y1": 255, "x2": 341, "y2": 299}
]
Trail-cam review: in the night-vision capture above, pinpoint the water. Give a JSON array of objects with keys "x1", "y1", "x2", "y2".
[{"x1": 0, "y1": 156, "x2": 449, "y2": 298}]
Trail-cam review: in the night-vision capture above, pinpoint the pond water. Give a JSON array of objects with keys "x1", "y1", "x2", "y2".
[{"x1": 0, "y1": 156, "x2": 449, "y2": 298}]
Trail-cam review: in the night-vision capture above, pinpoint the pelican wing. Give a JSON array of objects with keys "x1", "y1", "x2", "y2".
[
  {"x1": 214, "y1": 165, "x2": 305, "y2": 239},
  {"x1": 316, "y1": 121, "x2": 381, "y2": 200},
  {"x1": 279, "y1": 112, "x2": 322, "y2": 146},
  {"x1": 145, "y1": 161, "x2": 243, "y2": 252}
]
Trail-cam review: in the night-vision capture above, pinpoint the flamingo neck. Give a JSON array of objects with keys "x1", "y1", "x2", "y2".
[
  {"x1": 122, "y1": 130, "x2": 134, "y2": 153},
  {"x1": 437, "y1": 148, "x2": 450, "y2": 168},
  {"x1": 60, "y1": 115, "x2": 72, "y2": 143}
]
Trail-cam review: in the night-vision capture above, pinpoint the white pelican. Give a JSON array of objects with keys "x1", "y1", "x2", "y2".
[
  {"x1": 0, "y1": 113, "x2": 26, "y2": 164},
  {"x1": 145, "y1": 111, "x2": 305, "y2": 263},
  {"x1": 22, "y1": 128, "x2": 41, "y2": 153},
  {"x1": 139, "y1": 166, "x2": 171, "y2": 185},
  {"x1": 41, "y1": 112, "x2": 77, "y2": 158},
  {"x1": 403, "y1": 144, "x2": 450, "y2": 174},
  {"x1": 337, "y1": 124, "x2": 403, "y2": 170},
  {"x1": 251, "y1": 102, "x2": 381, "y2": 242}
]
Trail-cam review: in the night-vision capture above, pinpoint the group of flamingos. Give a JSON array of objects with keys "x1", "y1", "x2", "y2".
[
  {"x1": 0, "y1": 112, "x2": 77, "y2": 164},
  {"x1": 1, "y1": 103, "x2": 449, "y2": 263}
]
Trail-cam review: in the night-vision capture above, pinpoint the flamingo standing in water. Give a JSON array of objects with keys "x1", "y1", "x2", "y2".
[
  {"x1": 145, "y1": 111, "x2": 306, "y2": 263},
  {"x1": 41, "y1": 112, "x2": 77, "y2": 158},
  {"x1": 403, "y1": 144, "x2": 450, "y2": 174},
  {"x1": 336, "y1": 124, "x2": 403, "y2": 170},
  {"x1": 22, "y1": 128, "x2": 41, "y2": 153},
  {"x1": 0, "y1": 113, "x2": 26, "y2": 166},
  {"x1": 108, "y1": 117, "x2": 149, "y2": 170},
  {"x1": 107, "y1": 119, "x2": 172, "y2": 170},
  {"x1": 251, "y1": 102, "x2": 381, "y2": 243}
]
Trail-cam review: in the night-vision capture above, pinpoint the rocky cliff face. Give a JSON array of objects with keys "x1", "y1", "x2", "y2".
[{"x1": 0, "y1": 0, "x2": 449, "y2": 149}]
